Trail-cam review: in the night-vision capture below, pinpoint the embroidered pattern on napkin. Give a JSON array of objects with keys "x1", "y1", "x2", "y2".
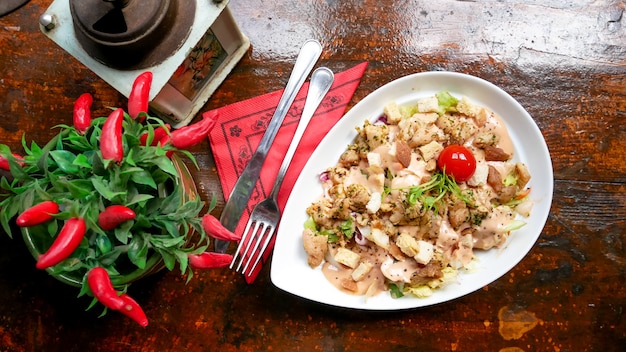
[{"x1": 206, "y1": 62, "x2": 368, "y2": 282}]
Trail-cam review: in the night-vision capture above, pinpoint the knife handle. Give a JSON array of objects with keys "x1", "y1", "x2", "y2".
[{"x1": 255, "y1": 39, "x2": 323, "y2": 157}]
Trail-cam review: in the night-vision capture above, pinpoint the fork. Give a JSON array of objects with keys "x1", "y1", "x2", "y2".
[{"x1": 230, "y1": 67, "x2": 335, "y2": 276}]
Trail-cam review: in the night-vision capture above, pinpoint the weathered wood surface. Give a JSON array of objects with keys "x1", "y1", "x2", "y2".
[{"x1": 0, "y1": 0, "x2": 625, "y2": 351}]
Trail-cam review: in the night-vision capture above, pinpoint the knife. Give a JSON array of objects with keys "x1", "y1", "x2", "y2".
[{"x1": 215, "y1": 39, "x2": 323, "y2": 253}]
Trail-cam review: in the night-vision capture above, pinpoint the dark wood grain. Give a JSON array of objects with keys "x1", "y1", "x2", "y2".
[{"x1": 1, "y1": 0, "x2": 625, "y2": 351}]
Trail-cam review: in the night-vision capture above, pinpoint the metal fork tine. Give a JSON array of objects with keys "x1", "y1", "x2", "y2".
[
  {"x1": 229, "y1": 219, "x2": 254, "y2": 269},
  {"x1": 245, "y1": 227, "x2": 276, "y2": 276},
  {"x1": 241, "y1": 222, "x2": 271, "y2": 274},
  {"x1": 234, "y1": 220, "x2": 260, "y2": 271}
]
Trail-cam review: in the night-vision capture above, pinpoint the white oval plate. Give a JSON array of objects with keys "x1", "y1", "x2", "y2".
[{"x1": 270, "y1": 71, "x2": 553, "y2": 310}]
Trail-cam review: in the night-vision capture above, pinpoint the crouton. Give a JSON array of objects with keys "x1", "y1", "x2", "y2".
[
  {"x1": 419, "y1": 141, "x2": 443, "y2": 162},
  {"x1": 335, "y1": 247, "x2": 361, "y2": 268},
  {"x1": 417, "y1": 96, "x2": 440, "y2": 113},
  {"x1": 396, "y1": 232, "x2": 420, "y2": 257},
  {"x1": 384, "y1": 102, "x2": 403, "y2": 124},
  {"x1": 367, "y1": 152, "x2": 382, "y2": 168},
  {"x1": 351, "y1": 261, "x2": 374, "y2": 281},
  {"x1": 457, "y1": 97, "x2": 488, "y2": 126}
]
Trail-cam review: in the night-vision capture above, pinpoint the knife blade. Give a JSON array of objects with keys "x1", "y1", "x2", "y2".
[{"x1": 215, "y1": 39, "x2": 323, "y2": 253}]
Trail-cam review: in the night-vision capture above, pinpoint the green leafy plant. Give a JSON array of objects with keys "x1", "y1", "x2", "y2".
[
  {"x1": 0, "y1": 76, "x2": 227, "y2": 326},
  {"x1": 1, "y1": 113, "x2": 209, "y2": 278}
]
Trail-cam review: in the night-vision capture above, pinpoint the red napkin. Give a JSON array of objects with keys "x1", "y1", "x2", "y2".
[{"x1": 205, "y1": 62, "x2": 368, "y2": 283}]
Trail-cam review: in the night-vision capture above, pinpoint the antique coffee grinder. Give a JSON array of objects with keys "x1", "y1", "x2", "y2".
[{"x1": 40, "y1": 0, "x2": 250, "y2": 126}]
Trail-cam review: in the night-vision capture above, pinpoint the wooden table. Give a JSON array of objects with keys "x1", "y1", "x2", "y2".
[{"x1": 1, "y1": 1, "x2": 625, "y2": 351}]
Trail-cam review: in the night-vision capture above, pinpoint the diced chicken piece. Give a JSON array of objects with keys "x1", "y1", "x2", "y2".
[
  {"x1": 351, "y1": 261, "x2": 374, "y2": 281},
  {"x1": 397, "y1": 113, "x2": 443, "y2": 148},
  {"x1": 416, "y1": 112, "x2": 439, "y2": 124},
  {"x1": 334, "y1": 247, "x2": 361, "y2": 268},
  {"x1": 366, "y1": 227, "x2": 390, "y2": 249},
  {"x1": 346, "y1": 184, "x2": 370, "y2": 212},
  {"x1": 448, "y1": 198, "x2": 470, "y2": 229},
  {"x1": 436, "y1": 220, "x2": 460, "y2": 254},
  {"x1": 487, "y1": 165, "x2": 503, "y2": 192},
  {"x1": 339, "y1": 146, "x2": 360, "y2": 166},
  {"x1": 417, "y1": 96, "x2": 440, "y2": 113},
  {"x1": 327, "y1": 166, "x2": 348, "y2": 184},
  {"x1": 405, "y1": 158, "x2": 429, "y2": 180},
  {"x1": 396, "y1": 232, "x2": 420, "y2": 257},
  {"x1": 306, "y1": 199, "x2": 334, "y2": 228},
  {"x1": 419, "y1": 141, "x2": 443, "y2": 162},
  {"x1": 467, "y1": 161, "x2": 489, "y2": 187},
  {"x1": 366, "y1": 191, "x2": 381, "y2": 213},
  {"x1": 413, "y1": 240, "x2": 435, "y2": 265},
  {"x1": 363, "y1": 123, "x2": 389, "y2": 150},
  {"x1": 436, "y1": 114, "x2": 478, "y2": 145},
  {"x1": 483, "y1": 145, "x2": 511, "y2": 161},
  {"x1": 384, "y1": 102, "x2": 403, "y2": 123},
  {"x1": 367, "y1": 172, "x2": 385, "y2": 194},
  {"x1": 473, "y1": 131, "x2": 499, "y2": 148},
  {"x1": 474, "y1": 107, "x2": 489, "y2": 127},
  {"x1": 449, "y1": 233, "x2": 474, "y2": 269},
  {"x1": 302, "y1": 229, "x2": 328, "y2": 268},
  {"x1": 496, "y1": 185, "x2": 517, "y2": 204}
]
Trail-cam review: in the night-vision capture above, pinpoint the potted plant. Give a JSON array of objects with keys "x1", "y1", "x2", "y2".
[{"x1": 0, "y1": 72, "x2": 238, "y2": 326}]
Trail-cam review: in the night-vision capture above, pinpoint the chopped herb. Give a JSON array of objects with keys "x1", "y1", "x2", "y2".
[{"x1": 389, "y1": 283, "x2": 405, "y2": 298}]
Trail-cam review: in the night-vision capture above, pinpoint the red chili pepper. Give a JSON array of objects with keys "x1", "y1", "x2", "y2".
[
  {"x1": 169, "y1": 111, "x2": 219, "y2": 150},
  {"x1": 139, "y1": 124, "x2": 170, "y2": 146},
  {"x1": 87, "y1": 268, "x2": 149, "y2": 326},
  {"x1": 73, "y1": 92, "x2": 93, "y2": 134},
  {"x1": 188, "y1": 252, "x2": 233, "y2": 269},
  {"x1": 36, "y1": 217, "x2": 86, "y2": 269},
  {"x1": 16, "y1": 201, "x2": 60, "y2": 227},
  {"x1": 119, "y1": 293, "x2": 149, "y2": 327},
  {"x1": 98, "y1": 205, "x2": 136, "y2": 231},
  {"x1": 201, "y1": 214, "x2": 241, "y2": 241},
  {"x1": 87, "y1": 267, "x2": 126, "y2": 310},
  {"x1": 128, "y1": 72, "x2": 152, "y2": 120},
  {"x1": 0, "y1": 153, "x2": 25, "y2": 171},
  {"x1": 101, "y1": 108, "x2": 124, "y2": 163}
]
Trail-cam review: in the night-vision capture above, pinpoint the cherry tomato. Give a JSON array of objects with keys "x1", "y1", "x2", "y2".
[{"x1": 437, "y1": 145, "x2": 476, "y2": 182}]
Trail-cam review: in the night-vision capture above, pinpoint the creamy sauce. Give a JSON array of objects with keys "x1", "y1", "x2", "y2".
[
  {"x1": 343, "y1": 166, "x2": 385, "y2": 195},
  {"x1": 473, "y1": 206, "x2": 514, "y2": 249},
  {"x1": 322, "y1": 245, "x2": 388, "y2": 296},
  {"x1": 485, "y1": 111, "x2": 514, "y2": 156}
]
